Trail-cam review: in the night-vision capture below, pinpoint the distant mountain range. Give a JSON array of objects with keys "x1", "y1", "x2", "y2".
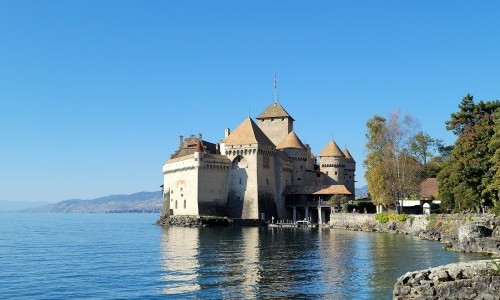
[
  {"x1": 355, "y1": 185, "x2": 368, "y2": 199},
  {"x1": 11, "y1": 191, "x2": 163, "y2": 213}
]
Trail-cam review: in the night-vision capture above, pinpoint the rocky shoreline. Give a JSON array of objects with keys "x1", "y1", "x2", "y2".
[
  {"x1": 393, "y1": 259, "x2": 500, "y2": 299},
  {"x1": 329, "y1": 213, "x2": 500, "y2": 299}
]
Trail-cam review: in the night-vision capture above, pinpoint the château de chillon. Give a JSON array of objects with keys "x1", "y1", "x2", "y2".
[{"x1": 160, "y1": 101, "x2": 356, "y2": 225}]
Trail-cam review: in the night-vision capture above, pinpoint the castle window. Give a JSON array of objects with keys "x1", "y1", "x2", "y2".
[
  {"x1": 263, "y1": 154, "x2": 270, "y2": 168},
  {"x1": 335, "y1": 172, "x2": 337, "y2": 175},
  {"x1": 266, "y1": 178, "x2": 269, "y2": 185},
  {"x1": 326, "y1": 171, "x2": 329, "y2": 175},
  {"x1": 180, "y1": 188, "x2": 183, "y2": 191},
  {"x1": 297, "y1": 178, "x2": 301, "y2": 181},
  {"x1": 271, "y1": 118, "x2": 274, "y2": 122},
  {"x1": 239, "y1": 178, "x2": 242, "y2": 185},
  {"x1": 181, "y1": 194, "x2": 183, "y2": 197},
  {"x1": 175, "y1": 200, "x2": 178, "y2": 209},
  {"x1": 184, "y1": 200, "x2": 186, "y2": 209},
  {"x1": 281, "y1": 118, "x2": 284, "y2": 121}
]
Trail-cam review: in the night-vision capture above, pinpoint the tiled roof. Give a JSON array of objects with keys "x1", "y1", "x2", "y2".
[
  {"x1": 205, "y1": 153, "x2": 231, "y2": 162},
  {"x1": 169, "y1": 138, "x2": 218, "y2": 159},
  {"x1": 276, "y1": 131, "x2": 306, "y2": 150},
  {"x1": 343, "y1": 148, "x2": 355, "y2": 162},
  {"x1": 420, "y1": 178, "x2": 438, "y2": 199},
  {"x1": 284, "y1": 185, "x2": 352, "y2": 195},
  {"x1": 167, "y1": 154, "x2": 193, "y2": 163},
  {"x1": 223, "y1": 118, "x2": 275, "y2": 146},
  {"x1": 319, "y1": 140, "x2": 345, "y2": 157},
  {"x1": 256, "y1": 102, "x2": 294, "y2": 120}
]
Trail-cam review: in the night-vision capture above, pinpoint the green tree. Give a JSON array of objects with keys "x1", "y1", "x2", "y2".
[
  {"x1": 410, "y1": 131, "x2": 439, "y2": 165},
  {"x1": 438, "y1": 95, "x2": 499, "y2": 212},
  {"x1": 486, "y1": 109, "x2": 500, "y2": 213}
]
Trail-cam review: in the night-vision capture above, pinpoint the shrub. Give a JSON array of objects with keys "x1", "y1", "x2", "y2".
[{"x1": 375, "y1": 213, "x2": 407, "y2": 224}]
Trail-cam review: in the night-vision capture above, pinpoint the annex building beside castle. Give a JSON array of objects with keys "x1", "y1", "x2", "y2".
[{"x1": 161, "y1": 102, "x2": 356, "y2": 224}]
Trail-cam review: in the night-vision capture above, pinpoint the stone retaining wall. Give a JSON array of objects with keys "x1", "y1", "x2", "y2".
[
  {"x1": 329, "y1": 213, "x2": 500, "y2": 255},
  {"x1": 329, "y1": 213, "x2": 428, "y2": 234},
  {"x1": 393, "y1": 259, "x2": 500, "y2": 299}
]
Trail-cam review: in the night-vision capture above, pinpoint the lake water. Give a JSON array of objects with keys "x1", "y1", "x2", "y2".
[{"x1": 0, "y1": 213, "x2": 489, "y2": 299}]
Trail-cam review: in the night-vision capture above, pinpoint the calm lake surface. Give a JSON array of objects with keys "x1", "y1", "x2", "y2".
[{"x1": 0, "y1": 213, "x2": 489, "y2": 299}]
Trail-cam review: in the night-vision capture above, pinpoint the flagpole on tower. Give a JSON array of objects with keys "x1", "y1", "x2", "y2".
[{"x1": 273, "y1": 73, "x2": 278, "y2": 104}]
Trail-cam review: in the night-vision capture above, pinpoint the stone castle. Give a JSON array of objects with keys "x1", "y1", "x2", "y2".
[{"x1": 161, "y1": 102, "x2": 356, "y2": 224}]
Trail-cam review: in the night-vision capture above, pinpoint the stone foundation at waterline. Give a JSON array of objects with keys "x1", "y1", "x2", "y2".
[
  {"x1": 156, "y1": 215, "x2": 263, "y2": 227},
  {"x1": 393, "y1": 259, "x2": 500, "y2": 299}
]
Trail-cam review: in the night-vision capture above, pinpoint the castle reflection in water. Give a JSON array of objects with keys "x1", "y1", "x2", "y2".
[{"x1": 158, "y1": 226, "x2": 483, "y2": 299}]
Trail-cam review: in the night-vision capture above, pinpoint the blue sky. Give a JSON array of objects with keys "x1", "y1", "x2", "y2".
[{"x1": 1, "y1": 1, "x2": 499, "y2": 202}]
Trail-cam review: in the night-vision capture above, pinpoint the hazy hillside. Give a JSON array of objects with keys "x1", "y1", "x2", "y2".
[
  {"x1": 355, "y1": 185, "x2": 368, "y2": 199},
  {"x1": 22, "y1": 191, "x2": 163, "y2": 213},
  {"x1": 0, "y1": 200, "x2": 52, "y2": 212}
]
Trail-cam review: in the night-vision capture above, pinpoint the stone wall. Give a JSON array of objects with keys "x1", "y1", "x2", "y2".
[
  {"x1": 329, "y1": 213, "x2": 500, "y2": 255},
  {"x1": 329, "y1": 213, "x2": 428, "y2": 234},
  {"x1": 393, "y1": 259, "x2": 500, "y2": 299},
  {"x1": 198, "y1": 162, "x2": 229, "y2": 216},
  {"x1": 163, "y1": 160, "x2": 199, "y2": 216}
]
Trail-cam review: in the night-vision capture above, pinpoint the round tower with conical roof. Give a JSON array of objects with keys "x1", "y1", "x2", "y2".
[
  {"x1": 319, "y1": 140, "x2": 346, "y2": 184},
  {"x1": 342, "y1": 148, "x2": 356, "y2": 196},
  {"x1": 276, "y1": 130, "x2": 308, "y2": 185}
]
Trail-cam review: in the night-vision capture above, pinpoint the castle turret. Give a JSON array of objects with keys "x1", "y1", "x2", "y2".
[
  {"x1": 276, "y1": 130, "x2": 307, "y2": 186},
  {"x1": 319, "y1": 140, "x2": 345, "y2": 184},
  {"x1": 194, "y1": 140, "x2": 203, "y2": 167},
  {"x1": 342, "y1": 148, "x2": 356, "y2": 196}
]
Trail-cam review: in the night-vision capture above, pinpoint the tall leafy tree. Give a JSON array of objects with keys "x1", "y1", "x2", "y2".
[
  {"x1": 438, "y1": 94, "x2": 499, "y2": 212},
  {"x1": 365, "y1": 115, "x2": 392, "y2": 207},
  {"x1": 410, "y1": 131, "x2": 439, "y2": 165},
  {"x1": 486, "y1": 109, "x2": 500, "y2": 212},
  {"x1": 364, "y1": 111, "x2": 423, "y2": 210}
]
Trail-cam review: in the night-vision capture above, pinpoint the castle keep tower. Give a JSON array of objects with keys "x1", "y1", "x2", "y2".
[{"x1": 256, "y1": 102, "x2": 294, "y2": 146}]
